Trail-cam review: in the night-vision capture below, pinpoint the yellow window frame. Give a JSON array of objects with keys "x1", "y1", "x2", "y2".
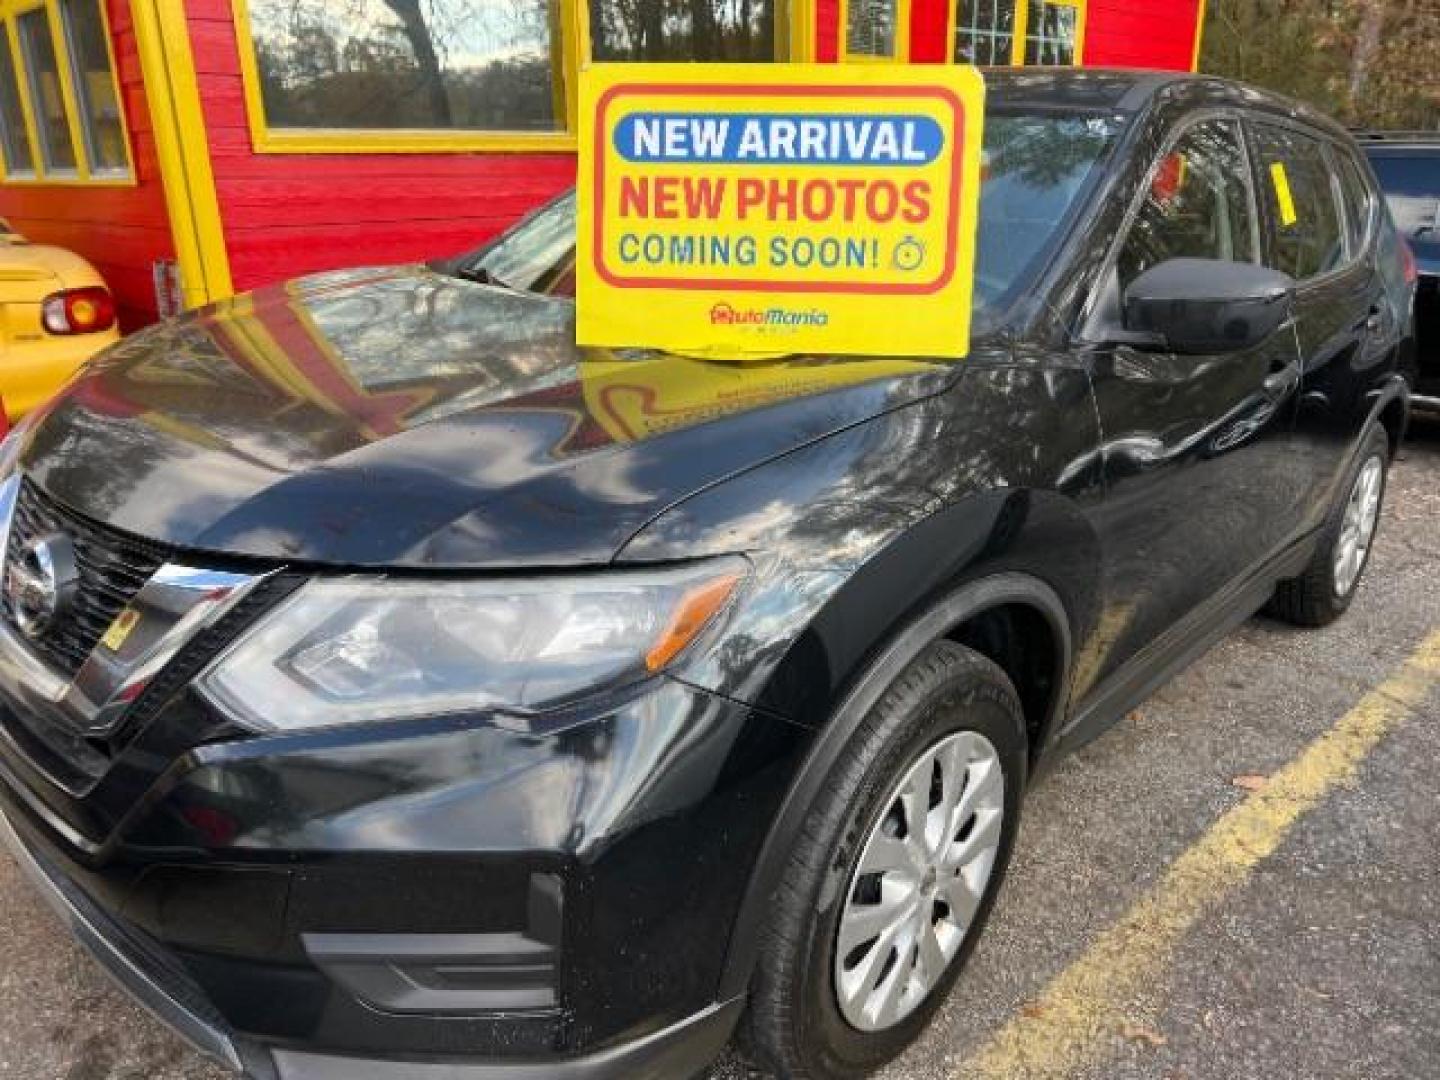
[
  {"x1": 946, "y1": 0, "x2": 1086, "y2": 68},
  {"x1": 236, "y1": 0, "x2": 814, "y2": 155},
  {"x1": 838, "y1": 0, "x2": 912, "y2": 62},
  {"x1": 233, "y1": 0, "x2": 583, "y2": 155},
  {"x1": 0, "y1": 0, "x2": 134, "y2": 185}
]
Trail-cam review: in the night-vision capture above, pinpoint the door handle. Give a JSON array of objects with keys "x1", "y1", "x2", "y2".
[
  {"x1": 1364, "y1": 304, "x2": 1383, "y2": 333},
  {"x1": 1263, "y1": 363, "x2": 1300, "y2": 398}
]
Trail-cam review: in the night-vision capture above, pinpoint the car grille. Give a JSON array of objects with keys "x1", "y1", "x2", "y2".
[{"x1": 3, "y1": 481, "x2": 174, "y2": 678}]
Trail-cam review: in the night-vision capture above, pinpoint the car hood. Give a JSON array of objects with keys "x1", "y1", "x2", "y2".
[{"x1": 19, "y1": 266, "x2": 957, "y2": 568}]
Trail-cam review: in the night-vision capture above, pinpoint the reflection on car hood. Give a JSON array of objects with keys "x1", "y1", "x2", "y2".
[{"x1": 22, "y1": 266, "x2": 958, "y2": 567}]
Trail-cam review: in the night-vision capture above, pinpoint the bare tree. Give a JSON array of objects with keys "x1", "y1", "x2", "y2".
[{"x1": 383, "y1": 0, "x2": 454, "y2": 126}]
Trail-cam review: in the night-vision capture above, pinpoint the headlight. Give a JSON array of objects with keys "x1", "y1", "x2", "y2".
[{"x1": 199, "y1": 558, "x2": 747, "y2": 732}]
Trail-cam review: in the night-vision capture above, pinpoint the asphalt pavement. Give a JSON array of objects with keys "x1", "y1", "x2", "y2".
[{"x1": 2, "y1": 418, "x2": 1438, "y2": 1080}]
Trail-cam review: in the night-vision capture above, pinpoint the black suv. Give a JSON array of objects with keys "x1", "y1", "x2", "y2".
[
  {"x1": 0, "y1": 72, "x2": 1414, "y2": 1080},
  {"x1": 1360, "y1": 133, "x2": 1439, "y2": 399}
]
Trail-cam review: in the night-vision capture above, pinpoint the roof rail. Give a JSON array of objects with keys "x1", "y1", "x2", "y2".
[{"x1": 1350, "y1": 130, "x2": 1440, "y2": 142}]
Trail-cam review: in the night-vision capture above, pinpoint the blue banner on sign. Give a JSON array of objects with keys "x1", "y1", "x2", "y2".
[{"x1": 613, "y1": 112, "x2": 945, "y2": 166}]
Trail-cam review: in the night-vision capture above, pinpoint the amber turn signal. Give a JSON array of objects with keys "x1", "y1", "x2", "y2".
[
  {"x1": 645, "y1": 570, "x2": 744, "y2": 672},
  {"x1": 41, "y1": 286, "x2": 116, "y2": 336}
]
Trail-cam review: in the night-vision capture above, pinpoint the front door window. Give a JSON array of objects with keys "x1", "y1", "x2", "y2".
[{"x1": 1117, "y1": 118, "x2": 1259, "y2": 291}]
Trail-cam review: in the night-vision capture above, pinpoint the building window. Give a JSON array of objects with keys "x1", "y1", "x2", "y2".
[
  {"x1": 0, "y1": 29, "x2": 33, "y2": 175},
  {"x1": 1023, "y1": 0, "x2": 1079, "y2": 65},
  {"x1": 241, "y1": 0, "x2": 568, "y2": 142},
  {"x1": 952, "y1": 0, "x2": 1084, "y2": 66},
  {"x1": 59, "y1": 0, "x2": 126, "y2": 173},
  {"x1": 17, "y1": 6, "x2": 74, "y2": 172},
  {"x1": 0, "y1": 0, "x2": 131, "y2": 183},
  {"x1": 954, "y1": 0, "x2": 1015, "y2": 64},
  {"x1": 841, "y1": 0, "x2": 909, "y2": 61},
  {"x1": 588, "y1": 0, "x2": 791, "y2": 62},
  {"x1": 237, "y1": 0, "x2": 804, "y2": 153}
]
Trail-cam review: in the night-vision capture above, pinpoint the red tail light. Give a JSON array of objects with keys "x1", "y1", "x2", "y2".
[
  {"x1": 40, "y1": 286, "x2": 116, "y2": 335},
  {"x1": 1399, "y1": 239, "x2": 1419, "y2": 286}
]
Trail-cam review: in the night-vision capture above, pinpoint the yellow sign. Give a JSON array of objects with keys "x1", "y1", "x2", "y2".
[
  {"x1": 576, "y1": 64, "x2": 986, "y2": 359},
  {"x1": 1270, "y1": 162, "x2": 1298, "y2": 227}
]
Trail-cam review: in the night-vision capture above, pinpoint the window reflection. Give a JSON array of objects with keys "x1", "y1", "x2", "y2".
[
  {"x1": 954, "y1": 0, "x2": 1081, "y2": 66},
  {"x1": 1252, "y1": 124, "x2": 1348, "y2": 281},
  {"x1": 954, "y1": 0, "x2": 1016, "y2": 65},
  {"x1": 847, "y1": 0, "x2": 898, "y2": 58},
  {"x1": 1117, "y1": 120, "x2": 1256, "y2": 290},
  {"x1": 61, "y1": 0, "x2": 126, "y2": 173},
  {"x1": 589, "y1": 0, "x2": 786, "y2": 62},
  {"x1": 0, "y1": 38, "x2": 34, "y2": 175},
  {"x1": 1023, "y1": 0, "x2": 1077, "y2": 65},
  {"x1": 18, "y1": 7, "x2": 76, "y2": 171},
  {"x1": 247, "y1": 0, "x2": 564, "y2": 133}
]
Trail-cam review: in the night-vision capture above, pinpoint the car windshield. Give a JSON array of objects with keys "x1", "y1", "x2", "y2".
[{"x1": 459, "y1": 108, "x2": 1124, "y2": 330}]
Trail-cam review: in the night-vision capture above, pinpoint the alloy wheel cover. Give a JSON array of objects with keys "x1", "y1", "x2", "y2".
[{"x1": 834, "y1": 729, "x2": 1005, "y2": 1032}]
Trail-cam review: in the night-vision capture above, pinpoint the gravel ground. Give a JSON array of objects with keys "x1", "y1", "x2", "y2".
[{"x1": 2, "y1": 418, "x2": 1437, "y2": 1080}]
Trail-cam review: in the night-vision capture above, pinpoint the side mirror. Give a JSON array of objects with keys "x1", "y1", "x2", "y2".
[{"x1": 1122, "y1": 258, "x2": 1295, "y2": 354}]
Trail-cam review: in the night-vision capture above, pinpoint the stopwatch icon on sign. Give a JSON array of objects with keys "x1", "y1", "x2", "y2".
[{"x1": 892, "y1": 236, "x2": 926, "y2": 273}]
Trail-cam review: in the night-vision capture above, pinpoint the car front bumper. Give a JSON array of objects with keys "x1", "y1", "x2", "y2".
[
  {"x1": 1, "y1": 798, "x2": 744, "y2": 1079},
  {"x1": 0, "y1": 671, "x2": 808, "y2": 1077}
]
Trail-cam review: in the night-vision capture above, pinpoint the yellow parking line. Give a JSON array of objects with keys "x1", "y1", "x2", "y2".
[{"x1": 961, "y1": 629, "x2": 1440, "y2": 1080}]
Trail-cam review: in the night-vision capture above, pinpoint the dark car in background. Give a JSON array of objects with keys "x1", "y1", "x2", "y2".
[
  {"x1": 0, "y1": 72, "x2": 1414, "y2": 1080},
  {"x1": 1360, "y1": 132, "x2": 1439, "y2": 401}
]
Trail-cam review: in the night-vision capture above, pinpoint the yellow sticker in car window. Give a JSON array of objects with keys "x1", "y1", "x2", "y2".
[
  {"x1": 101, "y1": 608, "x2": 141, "y2": 652},
  {"x1": 1270, "y1": 162, "x2": 1298, "y2": 227}
]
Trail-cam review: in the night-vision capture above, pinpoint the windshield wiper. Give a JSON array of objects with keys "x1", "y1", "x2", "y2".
[{"x1": 457, "y1": 264, "x2": 518, "y2": 290}]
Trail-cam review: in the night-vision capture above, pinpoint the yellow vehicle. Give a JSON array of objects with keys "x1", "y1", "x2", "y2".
[{"x1": 0, "y1": 218, "x2": 119, "y2": 421}]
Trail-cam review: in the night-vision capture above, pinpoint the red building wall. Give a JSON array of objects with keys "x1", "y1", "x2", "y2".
[
  {"x1": 817, "y1": 0, "x2": 841, "y2": 61},
  {"x1": 183, "y1": 0, "x2": 577, "y2": 295},
  {"x1": 1084, "y1": 0, "x2": 1203, "y2": 70},
  {"x1": 0, "y1": 0, "x2": 173, "y2": 331},
  {"x1": 908, "y1": 0, "x2": 1202, "y2": 68},
  {"x1": 910, "y1": 0, "x2": 951, "y2": 63}
]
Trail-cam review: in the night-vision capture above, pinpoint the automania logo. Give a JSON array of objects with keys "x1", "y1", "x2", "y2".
[{"x1": 709, "y1": 302, "x2": 829, "y2": 328}]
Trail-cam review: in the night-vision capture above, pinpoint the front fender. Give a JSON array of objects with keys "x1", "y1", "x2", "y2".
[
  {"x1": 711, "y1": 569, "x2": 1074, "y2": 1002},
  {"x1": 621, "y1": 367, "x2": 1105, "y2": 732}
]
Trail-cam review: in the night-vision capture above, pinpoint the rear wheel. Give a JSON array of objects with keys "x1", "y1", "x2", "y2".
[
  {"x1": 740, "y1": 641, "x2": 1025, "y2": 1079},
  {"x1": 1269, "y1": 425, "x2": 1389, "y2": 627}
]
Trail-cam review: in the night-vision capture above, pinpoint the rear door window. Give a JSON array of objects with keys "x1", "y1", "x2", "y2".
[
  {"x1": 1334, "y1": 149, "x2": 1374, "y2": 258},
  {"x1": 1116, "y1": 118, "x2": 1257, "y2": 291},
  {"x1": 1250, "y1": 123, "x2": 1346, "y2": 281}
]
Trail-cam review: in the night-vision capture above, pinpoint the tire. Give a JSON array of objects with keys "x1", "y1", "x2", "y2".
[
  {"x1": 739, "y1": 640, "x2": 1026, "y2": 1079},
  {"x1": 1269, "y1": 424, "x2": 1390, "y2": 627}
]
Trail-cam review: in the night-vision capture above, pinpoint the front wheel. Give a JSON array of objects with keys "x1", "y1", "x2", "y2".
[
  {"x1": 739, "y1": 641, "x2": 1026, "y2": 1079},
  {"x1": 1269, "y1": 425, "x2": 1389, "y2": 627}
]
